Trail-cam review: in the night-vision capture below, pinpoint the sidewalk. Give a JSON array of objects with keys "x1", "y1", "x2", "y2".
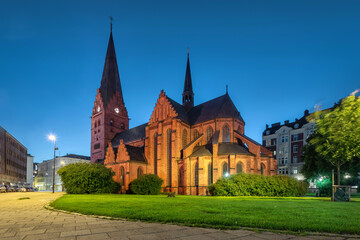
[{"x1": 0, "y1": 192, "x2": 357, "y2": 240}]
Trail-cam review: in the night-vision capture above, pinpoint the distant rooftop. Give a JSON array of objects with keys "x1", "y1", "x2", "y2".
[{"x1": 58, "y1": 154, "x2": 90, "y2": 160}]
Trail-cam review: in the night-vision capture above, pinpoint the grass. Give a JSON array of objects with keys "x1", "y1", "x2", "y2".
[{"x1": 51, "y1": 194, "x2": 360, "y2": 235}]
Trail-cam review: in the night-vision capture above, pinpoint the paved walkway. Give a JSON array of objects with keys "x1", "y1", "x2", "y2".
[{"x1": 0, "y1": 192, "x2": 358, "y2": 240}]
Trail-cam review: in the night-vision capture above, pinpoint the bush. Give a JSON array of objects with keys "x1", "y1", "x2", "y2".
[
  {"x1": 129, "y1": 174, "x2": 163, "y2": 195},
  {"x1": 58, "y1": 163, "x2": 120, "y2": 194},
  {"x1": 208, "y1": 173, "x2": 308, "y2": 197}
]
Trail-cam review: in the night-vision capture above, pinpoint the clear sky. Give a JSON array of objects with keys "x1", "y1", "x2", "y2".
[{"x1": 1, "y1": 0, "x2": 359, "y2": 163}]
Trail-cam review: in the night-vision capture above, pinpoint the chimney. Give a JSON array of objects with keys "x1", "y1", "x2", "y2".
[
  {"x1": 266, "y1": 124, "x2": 269, "y2": 129},
  {"x1": 304, "y1": 109, "x2": 309, "y2": 116},
  {"x1": 284, "y1": 120, "x2": 289, "y2": 124}
]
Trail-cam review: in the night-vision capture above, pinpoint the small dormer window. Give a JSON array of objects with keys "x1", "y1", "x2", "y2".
[
  {"x1": 294, "y1": 123, "x2": 299, "y2": 129},
  {"x1": 266, "y1": 130, "x2": 270, "y2": 135}
]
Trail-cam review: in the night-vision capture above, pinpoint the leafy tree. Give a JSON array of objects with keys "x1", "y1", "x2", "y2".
[
  {"x1": 58, "y1": 163, "x2": 120, "y2": 194},
  {"x1": 309, "y1": 95, "x2": 360, "y2": 185}
]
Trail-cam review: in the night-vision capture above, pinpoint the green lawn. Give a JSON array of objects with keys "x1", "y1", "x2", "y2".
[{"x1": 51, "y1": 194, "x2": 360, "y2": 234}]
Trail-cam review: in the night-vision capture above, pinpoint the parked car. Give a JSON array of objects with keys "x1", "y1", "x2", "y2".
[
  {"x1": 0, "y1": 186, "x2": 7, "y2": 193},
  {"x1": 19, "y1": 187, "x2": 27, "y2": 192},
  {"x1": 8, "y1": 186, "x2": 16, "y2": 192}
]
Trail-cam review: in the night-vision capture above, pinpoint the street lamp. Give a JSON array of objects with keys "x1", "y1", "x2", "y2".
[{"x1": 48, "y1": 134, "x2": 58, "y2": 193}]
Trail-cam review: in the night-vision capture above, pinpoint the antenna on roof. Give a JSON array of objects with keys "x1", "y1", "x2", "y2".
[{"x1": 109, "y1": 16, "x2": 113, "y2": 32}]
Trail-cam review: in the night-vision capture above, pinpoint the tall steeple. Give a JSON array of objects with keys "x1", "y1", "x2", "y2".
[
  {"x1": 182, "y1": 50, "x2": 194, "y2": 111},
  {"x1": 99, "y1": 26, "x2": 123, "y2": 107}
]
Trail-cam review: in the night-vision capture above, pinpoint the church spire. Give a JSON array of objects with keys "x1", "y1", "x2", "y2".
[
  {"x1": 182, "y1": 50, "x2": 194, "y2": 111},
  {"x1": 99, "y1": 26, "x2": 123, "y2": 107}
]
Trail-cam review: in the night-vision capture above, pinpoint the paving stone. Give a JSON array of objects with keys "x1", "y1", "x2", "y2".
[
  {"x1": 205, "y1": 231, "x2": 238, "y2": 239},
  {"x1": 60, "y1": 230, "x2": 92, "y2": 237},
  {"x1": 77, "y1": 233, "x2": 110, "y2": 240}
]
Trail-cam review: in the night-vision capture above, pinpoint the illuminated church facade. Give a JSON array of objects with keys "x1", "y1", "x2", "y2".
[{"x1": 91, "y1": 29, "x2": 277, "y2": 195}]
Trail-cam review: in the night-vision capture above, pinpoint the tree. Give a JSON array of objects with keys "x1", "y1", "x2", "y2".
[{"x1": 309, "y1": 94, "x2": 360, "y2": 185}]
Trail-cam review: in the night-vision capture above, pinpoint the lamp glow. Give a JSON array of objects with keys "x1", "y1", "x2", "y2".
[
  {"x1": 225, "y1": 172, "x2": 230, "y2": 177},
  {"x1": 48, "y1": 134, "x2": 56, "y2": 141}
]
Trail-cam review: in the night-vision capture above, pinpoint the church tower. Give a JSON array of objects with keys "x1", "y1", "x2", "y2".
[
  {"x1": 91, "y1": 25, "x2": 129, "y2": 163},
  {"x1": 182, "y1": 51, "x2": 194, "y2": 111}
]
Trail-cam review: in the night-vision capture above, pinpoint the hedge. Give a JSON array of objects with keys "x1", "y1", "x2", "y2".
[
  {"x1": 58, "y1": 163, "x2": 120, "y2": 194},
  {"x1": 129, "y1": 174, "x2": 163, "y2": 195},
  {"x1": 208, "y1": 173, "x2": 308, "y2": 197}
]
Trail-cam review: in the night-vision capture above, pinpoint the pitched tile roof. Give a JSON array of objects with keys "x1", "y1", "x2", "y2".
[
  {"x1": 189, "y1": 145, "x2": 213, "y2": 157},
  {"x1": 167, "y1": 93, "x2": 244, "y2": 126},
  {"x1": 218, "y1": 142, "x2": 254, "y2": 156},
  {"x1": 111, "y1": 123, "x2": 147, "y2": 147},
  {"x1": 125, "y1": 145, "x2": 146, "y2": 162}
]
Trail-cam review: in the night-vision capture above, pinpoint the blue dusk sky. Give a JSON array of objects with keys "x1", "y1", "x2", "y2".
[{"x1": 1, "y1": 0, "x2": 359, "y2": 162}]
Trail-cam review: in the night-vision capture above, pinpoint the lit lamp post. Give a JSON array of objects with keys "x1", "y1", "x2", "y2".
[{"x1": 48, "y1": 134, "x2": 58, "y2": 193}]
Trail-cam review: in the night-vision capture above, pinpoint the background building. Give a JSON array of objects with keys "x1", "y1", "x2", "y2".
[
  {"x1": 26, "y1": 154, "x2": 34, "y2": 187},
  {"x1": 35, "y1": 154, "x2": 90, "y2": 191},
  {"x1": 262, "y1": 110, "x2": 317, "y2": 179},
  {"x1": 0, "y1": 126, "x2": 27, "y2": 185}
]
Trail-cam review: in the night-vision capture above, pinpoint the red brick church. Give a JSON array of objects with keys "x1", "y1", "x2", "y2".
[{"x1": 91, "y1": 29, "x2": 277, "y2": 195}]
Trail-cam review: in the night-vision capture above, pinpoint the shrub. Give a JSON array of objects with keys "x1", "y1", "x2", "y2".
[
  {"x1": 129, "y1": 174, "x2": 163, "y2": 195},
  {"x1": 58, "y1": 163, "x2": 120, "y2": 194},
  {"x1": 208, "y1": 173, "x2": 308, "y2": 197}
]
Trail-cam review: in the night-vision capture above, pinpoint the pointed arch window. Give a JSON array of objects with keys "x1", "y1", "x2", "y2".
[
  {"x1": 153, "y1": 133, "x2": 158, "y2": 175},
  {"x1": 208, "y1": 163, "x2": 213, "y2": 185},
  {"x1": 236, "y1": 162, "x2": 243, "y2": 173},
  {"x1": 167, "y1": 129, "x2": 172, "y2": 187},
  {"x1": 193, "y1": 129, "x2": 199, "y2": 141},
  {"x1": 223, "y1": 125, "x2": 230, "y2": 142},
  {"x1": 260, "y1": 164, "x2": 265, "y2": 175},
  {"x1": 110, "y1": 120, "x2": 113, "y2": 126},
  {"x1": 206, "y1": 127, "x2": 213, "y2": 143},
  {"x1": 194, "y1": 162, "x2": 199, "y2": 187},
  {"x1": 182, "y1": 129, "x2": 188, "y2": 149},
  {"x1": 137, "y1": 167, "x2": 143, "y2": 178},
  {"x1": 120, "y1": 167, "x2": 125, "y2": 186},
  {"x1": 222, "y1": 162, "x2": 228, "y2": 176}
]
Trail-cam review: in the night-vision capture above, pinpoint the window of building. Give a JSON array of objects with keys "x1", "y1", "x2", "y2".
[
  {"x1": 110, "y1": 120, "x2": 113, "y2": 126},
  {"x1": 266, "y1": 130, "x2": 270, "y2": 135},
  {"x1": 137, "y1": 167, "x2": 143, "y2": 178},
  {"x1": 153, "y1": 133, "x2": 157, "y2": 175},
  {"x1": 293, "y1": 134, "x2": 298, "y2": 141},
  {"x1": 284, "y1": 157, "x2": 288, "y2": 164},
  {"x1": 281, "y1": 136, "x2": 284, "y2": 143},
  {"x1": 193, "y1": 129, "x2": 199, "y2": 140},
  {"x1": 223, "y1": 125, "x2": 230, "y2": 142},
  {"x1": 120, "y1": 167, "x2": 125, "y2": 186},
  {"x1": 293, "y1": 145, "x2": 298, "y2": 153},
  {"x1": 194, "y1": 162, "x2": 199, "y2": 187},
  {"x1": 294, "y1": 123, "x2": 299, "y2": 129},
  {"x1": 182, "y1": 130, "x2": 188, "y2": 149},
  {"x1": 260, "y1": 164, "x2": 265, "y2": 175},
  {"x1": 293, "y1": 169, "x2": 298, "y2": 174},
  {"x1": 206, "y1": 127, "x2": 213, "y2": 143},
  {"x1": 236, "y1": 162, "x2": 243, "y2": 173},
  {"x1": 167, "y1": 129, "x2": 172, "y2": 187},
  {"x1": 94, "y1": 143, "x2": 100, "y2": 150},
  {"x1": 285, "y1": 136, "x2": 288, "y2": 142},
  {"x1": 222, "y1": 162, "x2": 228, "y2": 176},
  {"x1": 293, "y1": 156, "x2": 298, "y2": 163},
  {"x1": 120, "y1": 123, "x2": 125, "y2": 129},
  {"x1": 208, "y1": 163, "x2": 212, "y2": 185}
]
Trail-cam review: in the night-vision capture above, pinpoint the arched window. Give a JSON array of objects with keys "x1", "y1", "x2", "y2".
[
  {"x1": 153, "y1": 133, "x2": 157, "y2": 175},
  {"x1": 222, "y1": 162, "x2": 228, "y2": 176},
  {"x1": 260, "y1": 164, "x2": 265, "y2": 175},
  {"x1": 193, "y1": 129, "x2": 199, "y2": 140},
  {"x1": 120, "y1": 167, "x2": 125, "y2": 186},
  {"x1": 208, "y1": 163, "x2": 213, "y2": 185},
  {"x1": 194, "y1": 162, "x2": 199, "y2": 187},
  {"x1": 167, "y1": 129, "x2": 172, "y2": 187},
  {"x1": 110, "y1": 120, "x2": 113, "y2": 126},
  {"x1": 223, "y1": 125, "x2": 230, "y2": 142},
  {"x1": 120, "y1": 123, "x2": 125, "y2": 129},
  {"x1": 236, "y1": 162, "x2": 243, "y2": 173},
  {"x1": 206, "y1": 127, "x2": 213, "y2": 143},
  {"x1": 182, "y1": 129, "x2": 188, "y2": 148},
  {"x1": 137, "y1": 167, "x2": 143, "y2": 178}
]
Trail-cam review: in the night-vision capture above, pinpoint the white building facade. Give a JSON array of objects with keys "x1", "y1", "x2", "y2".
[
  {"x1": 262, "y1": 110, "x2": 316, "y2": 179},
  {"x1": 35, "y1": 154, "x2": 90, "y2": 191}
]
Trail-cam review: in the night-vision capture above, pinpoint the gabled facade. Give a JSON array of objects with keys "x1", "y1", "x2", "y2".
[{"x1": 94, "y1": 29, "x2": 277, "y2": 195}]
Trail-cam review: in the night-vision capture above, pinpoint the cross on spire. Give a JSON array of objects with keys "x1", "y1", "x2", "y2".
[{"x1": 109, "y1": 16, "x2": 113, "y2": 32}]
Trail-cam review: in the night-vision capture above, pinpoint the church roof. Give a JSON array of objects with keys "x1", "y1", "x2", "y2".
[
  {"x1": 189, "y1": 93, "x2": 244, "y2": 125},
  {"x1": 99, "y1": 31, "x2": 123, "y2": 107},
  {"x1": 125, "y1": 145, "x2": 146, "y2": 162},
  {"x1": 189, "y1": 145, "x2": 212, "y2": 157},
  {"x1": 111, "y1": 123, "x2": 147, "y2": 147},
  {"x1": 218, "y1": 142, "x2": 254, "y2": 156},
  {"x1": 166, "y1": 93, "x2": 244, "y2": 126}
]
